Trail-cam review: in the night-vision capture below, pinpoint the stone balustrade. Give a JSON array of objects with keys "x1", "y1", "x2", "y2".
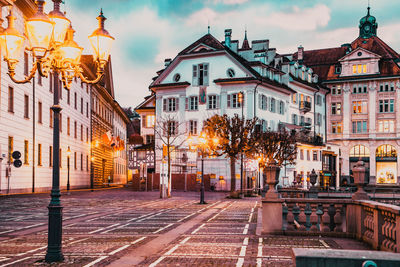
[
  {"x1": 282, "y1": 199, "x2": 351, "y2": 233},
  {"x1": 262, "y1": 198, "x2": 400, "y2": 253}
]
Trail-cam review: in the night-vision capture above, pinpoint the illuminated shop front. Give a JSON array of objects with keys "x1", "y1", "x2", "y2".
[
  {"x1": 349, "y1": 145, "x2": 370, "y2": 184},
  {"x1": 376, "y1": 145, "x2": 397, "y2": 184}
]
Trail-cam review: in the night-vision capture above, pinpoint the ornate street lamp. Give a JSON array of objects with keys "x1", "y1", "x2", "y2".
[
  {"x1": 188, "y1": 133, "x2": 218, "y2": 204},
  {"x1": 0, "y1": 0, "x2": 114, "y2": 263}
]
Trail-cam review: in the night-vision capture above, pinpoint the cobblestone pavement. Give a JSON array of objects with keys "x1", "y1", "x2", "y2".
[{"x1": 0, "y1": 189, "x2": 370, "y2": 266}]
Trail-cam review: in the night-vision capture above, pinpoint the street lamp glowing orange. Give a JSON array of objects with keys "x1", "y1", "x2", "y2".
[
  {"x1": 25, "y1": 0, "x2": 54, "y2": 57},
  {"x1": 59, "y1": 25, "x2": 83, "y2": 64},
  {"x1": 0, "y1": 9, "x2": 25, "y2": 63},
  {"x1": 89, "y1": 9, "x2": 114, "y2": 64},
  {"x1": 48, "y1": 0, "x2": 70, "y2": 45}
]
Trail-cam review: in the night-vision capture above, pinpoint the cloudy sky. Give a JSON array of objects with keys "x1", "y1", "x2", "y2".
[{"x1": 57, "y1": 0, "x2": 400, "y2": 109}]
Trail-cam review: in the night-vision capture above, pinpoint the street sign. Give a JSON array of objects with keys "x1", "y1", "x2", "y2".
[
  {"x1": 13, "y1": 160, "x2": 22, "y2": 168},
  {"x1": 12, "y1": 151, "x2": 21, "y2": 159}
]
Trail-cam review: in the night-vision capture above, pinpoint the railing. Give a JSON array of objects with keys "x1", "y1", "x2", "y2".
[
  {"x1": 355, "y1": 200, "x2": 400, "y2": 252},
  {"x1": 299, "y1": 101, "x2": 311, "y2": 112},
  {"x1": 262, "y1": 197, "x2": 400, "y2": 253},
  {"x1": 282, "y1": 198, "x2": 351, "y2": 233}
]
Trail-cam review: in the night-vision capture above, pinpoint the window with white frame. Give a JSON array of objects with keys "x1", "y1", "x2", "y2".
[
  {"x1": 352, "y1": 101, "x2": 368, "y2": 114},
  {"x1": 163, "y1": 98, "x2": 178, "y2": 112},
  {"x1": 292, "y1": 114, "x2": 298, "y2": 125},
  {"x1": 207, "y1": 95, "x2": 219, "y2": 109},
  {"x1": 270, "y1": 98, "x2": 275, "y2": 112},
  {"x1": 379, "y1": 82, "x2": 395, "y2": 92},
  {"x1": 292, "y1": 93, "x2": 297, "y2": 103},
  {"x1": 331, "y1": 102, "x2": 342, "y2": 115},
  {"x1": 259, "y1": 94, "x2": 268, "y2": 110},
  {"x1": 352, "y1": 84, "x2": 368, "y2": 94},
  {"x1": 316, "y1": 95, "x2": 322, "y2": 105},
  {"x1": 279, "y1": 101, "x2": 285, "y2": 115},
  {"x1": 227, "y1": 93, "x2": 242, "y2": 108},
  {"x1": 166, "y1": 121, "x2": 177, "y2": 136},
  {"x1": 331, "y1": 85, "x2": 342, "y2": 95},
  {"x1": 378, "y1": 120, "x2": 395, "y2": 133},
  {"x1": 331, "y1": 122, "x2": 342, "y2": 134},
  {"x1": 189, "y1": 120, "x2": 198, "y2": 135},
  {"x1": 352, "y1": 64, "x2": 367, "y2": 74},
  {"x1": 352, "y1": 120, "x2": 367, "y2": 133},
  {"x1": 187, "y1": 96, "x2": 198, "y2": 111},
  {"x1": 379, "y1": 99, "x2": 394, "y2": 113},
  {"x1": 192, "y1": 63, "x2": 209, "y2": 86}
]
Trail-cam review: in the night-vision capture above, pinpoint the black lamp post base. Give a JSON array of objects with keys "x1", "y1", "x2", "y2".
[
  {"x1": 199, "y1": 201, "x2": 207, "y2": 204},
  {"x1": 45, "y1": 204, "x2": 64, "y2": 263}
]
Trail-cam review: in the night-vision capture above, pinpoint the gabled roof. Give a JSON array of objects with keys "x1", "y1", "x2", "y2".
[
  {"x1": 178, "y1": 34, "x2": 225, "y2": 55},
  {"x1": 338, "y1": 47, "x2": 381, "y2": 61},
  {"x1": 135, "y1": 94, "x2": 155, "y2": 111}
]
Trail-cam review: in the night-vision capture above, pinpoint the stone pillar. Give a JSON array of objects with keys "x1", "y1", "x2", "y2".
[
  {"x1": 369, "y1": 82, "x2": 377, "y2": 139},
  {"x1": 262, "y1": 198, "x2": 284, "y2": 234},
  {"x1": 342, "y1": 84, "x2": 350, "y2": 139},
  {"x1": 369, "y1": 145, "x2": 376, "y2": 185},
  {"x1": 352, "y1": 161, "x2": 369, "y2": 200}
]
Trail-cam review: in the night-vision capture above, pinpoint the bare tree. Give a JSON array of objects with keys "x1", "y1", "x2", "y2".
[
  {"x1": 255, "y1": 128, "x2": 297, "y2": 168},
  {"x1": 203, "y1": 114, "x2": 257, "y2": 193},
  {"x1": 154, "y1": 114, "x2": 187, "y2": 197}
]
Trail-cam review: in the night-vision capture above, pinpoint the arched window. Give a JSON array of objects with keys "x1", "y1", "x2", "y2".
[
  {"x1": 376, "y1": 145, "x2": 397, "y2": 158},
  {"x1": 349, "y1": 145, "x2": 370, "y2": 157}
]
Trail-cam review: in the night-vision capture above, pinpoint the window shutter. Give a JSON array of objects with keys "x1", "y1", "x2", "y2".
[
  {"x1": 204, "y1": 63, "x2": 209, "y2": 86},
  {"x1": 192, "y1": 65, "x2": 198, "y2": 86},
  {"x1": 227, "y1": 94, "x2": 231, "y2": 108},
  {"x1": 163, "y1": 99, "x2": 167, "y2": 111},
  {"x1": 175, "y1": 98, "x2": 179, "y2": 111},
  {"x1": 142, "y1": 115, "x2": 146, "y2": 128},
  {"x1": 185, "y1": 97, "x2": 188, "y2": 110},
  {"x1": 216, "y1": 95, "x2": 220, "y2": 109},
  {"x1": 258, "y1": 94, "x2": 262, "y2": 109}
]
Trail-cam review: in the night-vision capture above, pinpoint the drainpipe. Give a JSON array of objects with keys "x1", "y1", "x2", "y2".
[
  {"x1": 313, "y1": 90, "x2": 317, "y2": 142},
  {"x1": 32, "y1": 77, "x2": 36, "y2": 193}
]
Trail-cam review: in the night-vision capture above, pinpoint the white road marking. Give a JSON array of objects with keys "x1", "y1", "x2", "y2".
[
  {"x1": 152, "y1": 223, "x2": 174, "y2": 234},
  {"x1": 148, "y1": 256, "x2": 165, "y2": 267},
  {"x1": 108, "y1": 244, "x2": 130, "y2": 255},
  {"x1": 0, "y1": 230, "x2": 13, "y2": 235},
  {"x1": 243, "y1": 224, "x2": 249, "y2": 235},
  {"x1": 191, "y1": 223, "x2": 205, "y2": 234},
  {"x1": 320, "y1": 239, "x2": 330, "y2": 248},
  {"x1": 88, "y1": 223, "x2": 120, "y2": 234},
  {"x1": 257, "y1": 238, "x2": 263, "y2": 257},
  {"x1": 236, "y1": 258, "x2": 244, "y2": 267},
  {"x1": 82, "y1": 255, "x2": 108, "y2": 267},
  {"x1": 0, "y1": 256, "x2": 31, "y2": 267}
]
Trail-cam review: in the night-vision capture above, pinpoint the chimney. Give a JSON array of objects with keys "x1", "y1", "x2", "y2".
[
  {"x1": 224, "y1": 29, "x2": 232, "y2": 49},
  {"x1": 298, "y1": 45, "x2": 304, "y2": 62},
  {"x1": 164, "y1": 58, "x2": 171, "y2": 67}
]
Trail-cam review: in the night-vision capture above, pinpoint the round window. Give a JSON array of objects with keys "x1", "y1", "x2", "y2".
[
  {"x1": 227, "y1": 68, "x2": 235, "y2": 78},
  {"x1": 173, "y1": 73, "x2": 181, "y2": 82},
  {"x1": 357, "y1": 52, "x2": 362, "y2": 56}
]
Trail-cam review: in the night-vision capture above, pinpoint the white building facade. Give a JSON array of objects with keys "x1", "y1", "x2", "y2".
[{"x1": 147, "y1": 30, "x2": 333, "y2": 191}]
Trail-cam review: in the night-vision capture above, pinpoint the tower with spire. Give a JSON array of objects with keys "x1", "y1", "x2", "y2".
[{"x1": 359, "y1": 6, "x2": 378, "y2": 38}]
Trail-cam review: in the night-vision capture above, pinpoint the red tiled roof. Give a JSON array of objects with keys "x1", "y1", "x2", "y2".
[{"x1": 293, "y1": 35, "x2": 400, "y2": 81}]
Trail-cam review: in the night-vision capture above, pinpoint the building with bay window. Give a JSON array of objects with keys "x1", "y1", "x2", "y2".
[{"x1": 294, "y1": 7, "x2": 400, "y2": 186}]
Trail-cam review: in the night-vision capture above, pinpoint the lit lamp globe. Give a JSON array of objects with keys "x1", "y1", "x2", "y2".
[
  {"x1": 88, "y1": 9, "x2": 114, "y2": 65},
  {"x1": 25, "y1": 0, "x2": 54, "y2": 58},
  {"x1": 59, "y1": 25, "x2": 83, "y2": 64},
  {"x1": 48, "y1": 0, "x2": 71, "y2": 45},
  {"x1": 0, "y1": 10, "x2": 25, "y2": 64}
]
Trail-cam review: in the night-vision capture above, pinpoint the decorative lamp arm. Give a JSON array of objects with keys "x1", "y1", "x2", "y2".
[
  {"x1": 76, "y1": 62, "x2": 104, "y2": 84},
  {"x1": 77, "y1": 70, "x2": 103, "y2": 84},
  {"x1": 6, "y1": 60, "x2": 38, "y2": 84}
]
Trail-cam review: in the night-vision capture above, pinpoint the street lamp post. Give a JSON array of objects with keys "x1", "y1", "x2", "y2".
[
  {"x1": 188, "y1": 133, "x2": 218, "y2": 204},
  {"x1": 0, "y1": 0, "x2": 114, "y2": 263},
  {"x1": 239, "y1": 91, "x2": 244, "y2": 196},
  {"x1": 67, "y1": 146, "x2": 71, "y2": 193}
]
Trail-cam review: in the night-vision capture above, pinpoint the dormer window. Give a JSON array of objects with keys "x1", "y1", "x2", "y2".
[
  {"x1": 335, "y1": 65, "x2": 342, "y2": 74},
  {"x1": 352, "y1": 64, "x2": 367, "y2": 74}
]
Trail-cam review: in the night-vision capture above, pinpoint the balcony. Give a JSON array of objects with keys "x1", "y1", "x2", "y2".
[
  {"x1": 299, "y1": 101, "x2": 311, "y2": 113},
  {"x1": 297, "y1": 132, "x2": 323, "y2": 146}
]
